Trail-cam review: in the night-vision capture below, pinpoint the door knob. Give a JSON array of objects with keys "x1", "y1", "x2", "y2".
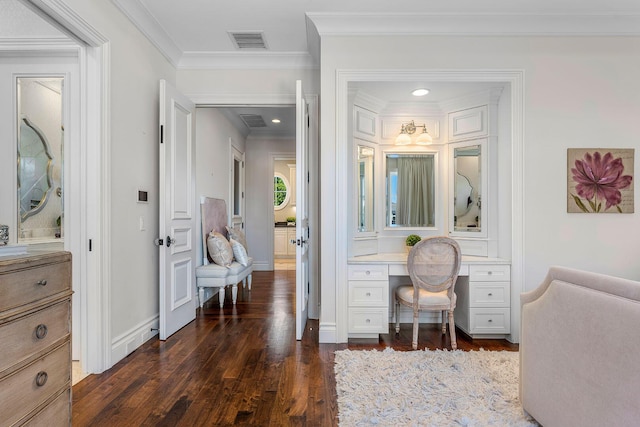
[{"x1": 166, "y1": 236, "x2": 174, "y2": 247}]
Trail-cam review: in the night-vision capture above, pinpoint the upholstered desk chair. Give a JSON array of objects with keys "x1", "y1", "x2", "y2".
[{"x1": 395, "y1": 236, "x2": 462, "y2": 350}]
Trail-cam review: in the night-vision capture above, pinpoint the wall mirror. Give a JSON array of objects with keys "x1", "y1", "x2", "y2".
[
  {"x1": 453, "y1": 143, "x2": 482, "y2": 232},
  {"x1": 17, "y1": 77, "x2": 64, "y2": 241},
  {"x1": 385, "y1": 153, "x2": 436, "y2": 228},
  {"x1": 357, "y1": 145, "x2": 375, "y2": 232}
]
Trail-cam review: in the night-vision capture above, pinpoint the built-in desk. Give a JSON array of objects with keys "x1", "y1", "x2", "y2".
[{"x1": 347, "y1": 254, "x2": 511, "y2": 339}]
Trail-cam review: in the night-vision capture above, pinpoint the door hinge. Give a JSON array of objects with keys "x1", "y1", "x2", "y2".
[
  {"x1": 160, "y1": 125, "x2": 164, "y2": 144},
  {"x1": 307, "y1": 171, "x2": 310, "y2": 183},
  {"x1": 89, "y1": 239, "x2": 92, "y2": 252}
]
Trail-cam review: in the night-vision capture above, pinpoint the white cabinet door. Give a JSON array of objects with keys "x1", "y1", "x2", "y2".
[
  {"x1": 287, "y1": 228, "x2": 297, "y2": 255},
  {"x1": 274, "y1": 228, "x2": 287, "y2": 256}
]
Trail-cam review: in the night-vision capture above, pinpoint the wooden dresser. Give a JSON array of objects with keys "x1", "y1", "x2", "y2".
[{"x1": 0, "y1": 251, "x2": 72, "y2": 426}]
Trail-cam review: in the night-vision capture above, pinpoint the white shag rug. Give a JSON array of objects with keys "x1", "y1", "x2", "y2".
[{"x1": 334, "y1": 348, "x2": 538, "y2": 427}]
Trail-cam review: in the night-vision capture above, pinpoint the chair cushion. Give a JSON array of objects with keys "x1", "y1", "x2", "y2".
[
  {"x1": 230, "y1": 238, "x2": 250, "y2": 266},
  {"x1": 206, "y1": 231, "x2": 233, "y2": 268},
  {"x1": 396, "y1": 285, "x2": 453, "y2": 306}
]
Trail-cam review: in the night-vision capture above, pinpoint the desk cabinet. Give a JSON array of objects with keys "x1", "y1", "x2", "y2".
[
  {"x1": 455, "y1": 264, "x2": 510, "y2": 338},
  {"x1": 347, "y1": 264, "x2": 389, "y2": 338},
  {"x1": 274, "y1": 228, "x2": 296, "y2": 258},
  {"x1": 0, "y1": 251, "x2": 72, "y2": 426}
]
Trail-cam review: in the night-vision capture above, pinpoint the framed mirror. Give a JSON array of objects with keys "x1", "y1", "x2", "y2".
[
  {"x1": 385, "y1": 152, "x2": 436, "y2": 228},
  {"x1": 18, "y1": 117, "x2": 54, "y2": 221},
  {"x1": 357, "y1": 144, "x2": 375, "y2": 232},
  {"x1": 451, "y1": 141, "x2": 484, "y2": 234}
]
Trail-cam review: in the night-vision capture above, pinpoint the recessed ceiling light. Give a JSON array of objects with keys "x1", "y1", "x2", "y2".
[
  {"x1": 272, "y1": 119, "x2": 281, "y2": 124},
  {"x1": 412, "y1": 88, "x2": 430, "y2": 97}
]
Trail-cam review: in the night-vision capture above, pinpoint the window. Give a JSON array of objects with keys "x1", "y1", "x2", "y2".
[{"x1": 274, "y1": 172, "x2": 290, "y2": 210}]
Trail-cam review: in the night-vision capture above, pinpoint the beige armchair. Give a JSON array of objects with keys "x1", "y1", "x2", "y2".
[{"x1": 395, "y1": 236, "x2": 462, "y2": 350}]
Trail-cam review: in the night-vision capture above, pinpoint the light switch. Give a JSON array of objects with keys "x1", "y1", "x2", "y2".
[{"x1": 139, "y1": 216, "x2": 145, "y2": 231}]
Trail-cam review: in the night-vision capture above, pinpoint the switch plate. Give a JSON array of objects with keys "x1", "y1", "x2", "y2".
[{"x1": 139, "y1": 216, "x2": 145, "y2": 231}]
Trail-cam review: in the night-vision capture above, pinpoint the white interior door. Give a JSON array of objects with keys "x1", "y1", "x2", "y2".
[
  {"x1": 158, "y1": 79, "x2": 197, "y2": 340},
  {"x1": 295, "y1": 80, "x2": 310, "y2": 340}
]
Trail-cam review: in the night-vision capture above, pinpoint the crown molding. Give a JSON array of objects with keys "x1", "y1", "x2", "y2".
[
  {"x1": 110, "y1": 0, "x2": 181, "y2": 66},
  {"x1": 178, "y1": 51, "x2": 317, "y2": 70},
  {"x1": 307, "y1": 13, "x2": 640, "y2": 36},
  {"x1": 0, "y1": 37, "x2": 78, "y2": 56}
]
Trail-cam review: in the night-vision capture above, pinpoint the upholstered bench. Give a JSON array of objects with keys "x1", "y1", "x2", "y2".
[{"x1": 195, "y1": 197, "x2": 253, "y2": 308}]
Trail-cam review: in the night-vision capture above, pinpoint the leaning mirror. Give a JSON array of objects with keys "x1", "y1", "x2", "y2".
[
  {"x1": 18, "y1": 117, "x2": 54, "y2": 221},
  {"x1": 385, "y1": 153, "x2": 436, "y2": 228},
  {"x1": 357, "y1": 145, "x2": 375, "y2": 232},
  {"x1": 453, "y1": 144, "x2": 481, "y2": 232}
]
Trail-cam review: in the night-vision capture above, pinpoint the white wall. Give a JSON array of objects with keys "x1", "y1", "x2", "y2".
[
  {"x1": 319, "y1": 35, "x2": 640, "y2": 342},
  {"x1": 60, "y1": 0, "x2": 178, "y2": 364}
]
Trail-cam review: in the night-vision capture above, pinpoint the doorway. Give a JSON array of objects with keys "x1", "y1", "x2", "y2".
[{"x1": 273, "y1": 156, "x2": 297, "y2": 271}]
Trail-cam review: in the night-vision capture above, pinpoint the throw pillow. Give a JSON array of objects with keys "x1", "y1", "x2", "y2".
[
  {"x1": 229, "y1": 238, "x2": 250, "y2": 267},
  {"x1": 207, "y1": 231, "x2": 233, "y2": 268},
  {"x1": 226, "y1": 226, "x2": 248, "y2": 252}
]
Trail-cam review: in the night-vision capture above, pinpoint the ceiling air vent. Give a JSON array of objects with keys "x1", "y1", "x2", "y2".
[
  {"x1": 229, "y1": 31, "x2": 268, "y2": 50},
  {"x1": 240, "y1": 114, "x2": 267, "y2": 128}
]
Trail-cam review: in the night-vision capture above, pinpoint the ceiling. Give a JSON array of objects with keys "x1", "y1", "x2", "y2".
[{"x1": 4, "y1": 0, "x2": 640, "y2": 138}]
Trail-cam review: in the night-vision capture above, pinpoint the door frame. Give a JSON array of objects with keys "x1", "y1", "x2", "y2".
[
  {"x1": 24, "y1": 0, "x2": 112, "y2": 373},
  {"x1": 189, "y1": 93, "x2": 319, "y2": 321}
]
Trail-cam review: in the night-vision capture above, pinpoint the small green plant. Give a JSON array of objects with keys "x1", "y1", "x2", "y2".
[
  {"x1": 405, "y1": 234, "x2": 421, "y2": 246},
  {"x1": 286, "y1": 216, "x2": 296, "y2": 223}
]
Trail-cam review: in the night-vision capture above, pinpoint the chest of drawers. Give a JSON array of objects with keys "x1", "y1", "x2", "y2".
[
  {"x1": 0, "y1": 251, "x2": 72, "y2": 426},
  {"x1": 347, "y1": 264, "x2": 389, "y2": 338},
  {"x1": 454, "y1": 264, "x2": 511, "y2": 338}
]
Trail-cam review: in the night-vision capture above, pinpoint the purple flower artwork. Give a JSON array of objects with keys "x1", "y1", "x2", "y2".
[{"x1": 568, "y1": 149, "x2": 634, "y2": 213}]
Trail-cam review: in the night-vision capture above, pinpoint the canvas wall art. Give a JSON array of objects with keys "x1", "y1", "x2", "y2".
[{"x1": 568, "y1": 148, "x2": 634, "y2": 213}]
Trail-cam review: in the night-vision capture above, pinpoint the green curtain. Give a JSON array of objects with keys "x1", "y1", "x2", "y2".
[{"x1": 396, "y1": 155, "x2": 434, "y2": 227}]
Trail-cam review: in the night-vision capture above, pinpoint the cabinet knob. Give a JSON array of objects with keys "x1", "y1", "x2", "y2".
[
  {"x1": 487, "y1": 271, "x2": 493, "y2": 275},
  {"x1": 365, "y1": 319, "x2": 371, "y2": 323},
  {"x1": 36, "y1": 279, "x2": 48, "y2": 286},
  {"x1": 35, "y1": 371, "x2": 48, "y2": 387},
  {"x1": 366, "y1": 292, "x2": 371, "y2": 297},
  {"x1": 487, "y1": 293, "x2": 493, "y2": 297},
  {"x1": 35, "y1": 324, "x2": 48, "y2": 340},
  {"x1": 365, "y1": 270, "x2": 370, "y2": 275},
  {"x1": 488, "y1": 319, "x2": 493, "y2": 323}
]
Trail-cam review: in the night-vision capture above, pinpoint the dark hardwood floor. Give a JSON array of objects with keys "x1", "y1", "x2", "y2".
[{"x1": 72, "y1": 270, "x2": 517, "y2": 426}]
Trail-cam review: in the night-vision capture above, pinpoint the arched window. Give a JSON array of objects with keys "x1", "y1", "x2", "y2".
[{"x1": 274, "y1": 172, "x2": 290, "y2": 210}]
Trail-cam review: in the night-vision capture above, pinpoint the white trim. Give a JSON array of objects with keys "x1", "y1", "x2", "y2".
[
  {"x1": 308, "y1": 13, "x2": 640, "y2": 37},
  {"x1": 111, "y1": 314, "x2": 159, "y2": 362},
  {"x1": 186, "y1": 93, "x2": 296, "y2": 106},
  {"x1": 109, "y1": 0, "x2": 181, "y2": 67},
  {"x1": 0, "y1": 39, "x2": 77, "y2": 55},
  {"x1": 333, "y1": 69, "x2": 524, "y2": 344},
  {"x1": 270, "y1": 153, "x2": 296, "y2": 271},
  {"x1": 179, "y1": 51, "x2": 316, "y2": 70},
  {"x1": 25, "y1": 0, "x2": 111, "y2": 373}
]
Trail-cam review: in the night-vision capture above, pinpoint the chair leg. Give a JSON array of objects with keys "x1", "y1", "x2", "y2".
[
  {"x1": 247, "y1": 274, "x2": 252, "y2": 290},
  {"x1": 395, "y1": 300, "x2": 400, "y2": 333},
  {"x1": 218, "y1": 287, "x2": 226, "y2": 308},
  {"x1": 441, "y1": 310, "x2": 447, "y2": 334},
  {"x1": 231, "y1": 283, "x2": 238, "y2": 304},
  {"x1": 198, "y1": 288, "x2": 204, "y2": 308},
  {"x1": 412, "y1": 311, "x2": 419, "y2": 350},
  {"x1": 448, "y1": 310, "x2": 457, "y2": 350}
]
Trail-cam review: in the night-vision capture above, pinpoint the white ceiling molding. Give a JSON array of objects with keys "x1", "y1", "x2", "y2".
[
  {"x1": 178, "y1": 51, "x2": 316, "y2": 70},
  {"x1": 185, "y1": 93, "x2": 296, "y2": 107},
  {"x1": 110, "y1": 0, "x2": 182, "y2": 66},
  {"x1": 0, "y1": 38, "x2": 78, "y2": 56},
  {"x1": 307, "y1": 13, "x2": 640, "y2": 36}
]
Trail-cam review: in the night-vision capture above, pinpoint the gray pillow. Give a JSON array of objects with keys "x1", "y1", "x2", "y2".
[
  {"x1": 226, "y1": 226, "x2": 248, "y2": 252},
  {"x1": 230, "y1": 238, "x2": 250, "y2": 267},
  {"x1": 207, "y1": 231, "x2": 233, "y2": 268}
]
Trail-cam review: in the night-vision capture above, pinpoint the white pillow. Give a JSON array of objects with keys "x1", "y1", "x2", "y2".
[
  {"x1": 226, "y1": 226, "x2": 248, "y2": 252},
  {"x1": 207, "y1": 231, "x2": 233, "y2": 268},
  {"x1": 230, "y1": 238, "x2": 250, "y2": 267}
]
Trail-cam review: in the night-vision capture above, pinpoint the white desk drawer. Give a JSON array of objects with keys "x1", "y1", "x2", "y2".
[
  {"x1": 348, "y1": 308, "x2": 389, "y2": 333},
  {"x1": 469, "y1": 282, "x2": 510, "y2": 308},
  {"x1": 469, "y1": 265, "x2": 510, "y2": 282},
  {"x1": 348, "y1": 264, "x2": 388, "y2": 281},
  {"x1": 469, "y1": 308, "x2": 510, "y2": 333},
  {"x1": 348, "y1": 281, "x2": 387, "y2": 306}
]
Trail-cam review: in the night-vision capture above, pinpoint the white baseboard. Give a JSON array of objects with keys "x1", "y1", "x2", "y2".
[
  {"x1": 111, "y1": 314, "x2": 159, "y2": 365},
  {"x1": 253, "y1": 261, "x2": 271, "y2": 271},
  {"x1": 319, "y1": 322, "x2": 337, "y2": 343}
]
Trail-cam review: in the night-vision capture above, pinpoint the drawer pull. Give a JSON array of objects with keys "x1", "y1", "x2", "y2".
[
  {"x1": 365, "y1": 319, "x2": 371, "y2": 323},
  {"x1": 487, "y1": 271, "x2": 493, "y2": 275},
  {"x1": 487, "y1": 319, "x2": 493, "y2": 323},
  {"x1": 365, "y1": 271, "x2": 370, "y2": 275},
  {"x1": 35, "y1": 324, "x2": 48, "y2": 339},
  {"x1": 366, "y1": 292, "x2": 371, "y2": 297},
  {"x1": 37, "y1": 279, "x2": 48, "y2": 286},
  {"x1": 35, "y1": 371, "x2": 48, "y2": 387},
  {"x1": 487, "y1": 293, "x2": 493, "y2": 296}
]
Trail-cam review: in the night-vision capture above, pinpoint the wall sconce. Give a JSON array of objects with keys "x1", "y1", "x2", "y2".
[{"x1": 395, "y1": 120, "x2": 433, "y2": 145}]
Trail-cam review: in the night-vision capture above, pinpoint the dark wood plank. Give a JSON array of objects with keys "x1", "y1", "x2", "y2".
[{"x1": 72, "y1": 269, "x2": 517, "y2": 425}]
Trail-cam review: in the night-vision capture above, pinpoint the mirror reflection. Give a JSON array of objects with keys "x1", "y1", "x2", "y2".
[
  {"x1": 453, "y1": 144, "x2": 481, "y2": 232},
  {"x1": 357, "y1": 145, "x2": 375, "y2": 232},
  {"x1": 386, "y1": 153, "x2": 435, "y2": 228},
  {"x1": 17, "y1": 77, "x2": 64, "y2": 241},
  {"x1": 18, "y1": 117, "x2": 53, "y2": 221}
]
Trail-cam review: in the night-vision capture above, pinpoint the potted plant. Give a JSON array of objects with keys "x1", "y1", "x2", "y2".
[
  {"x1": 286, "y1": 216, "x2": 296, "y2": 226},
  {"x1": 405, "y1": 234, "x2": 421, "y2": 252}
]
